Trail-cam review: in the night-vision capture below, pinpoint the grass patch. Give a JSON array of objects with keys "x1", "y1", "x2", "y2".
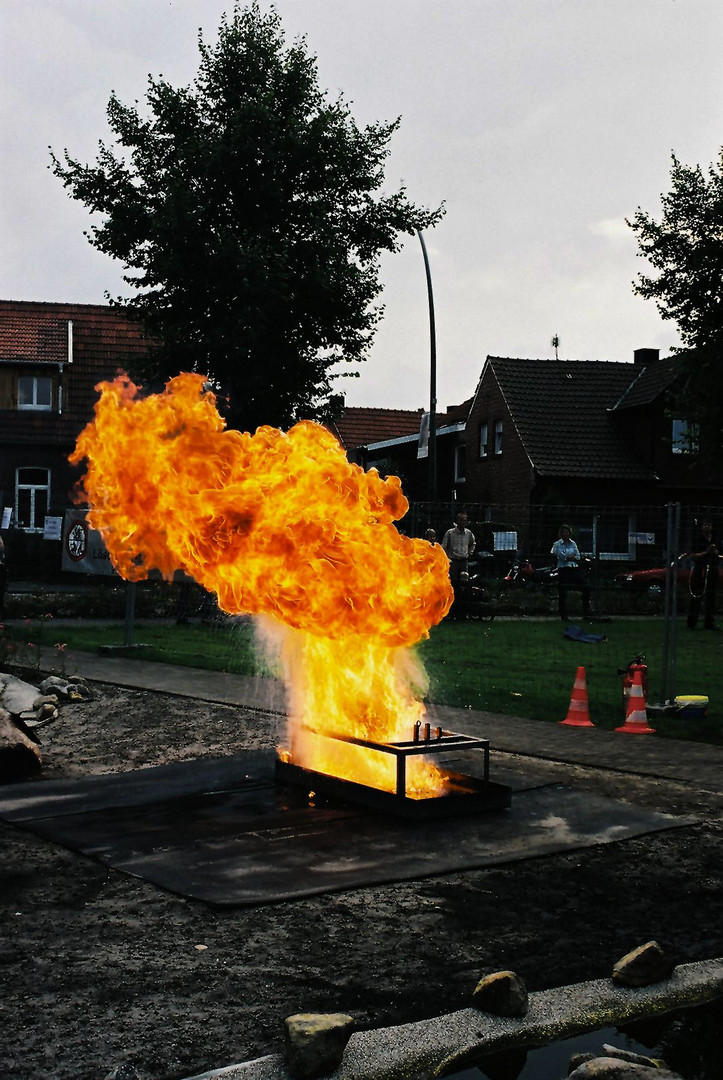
[
  {"x1": 418, "y1": 618, "x2": 722, "y2": 743},
  {"x1": 2, "y1": 619, "x2": 270, "y2": 678},
  {"x1": 3, "y1": 614, "x2": 721, "y2": 745}
]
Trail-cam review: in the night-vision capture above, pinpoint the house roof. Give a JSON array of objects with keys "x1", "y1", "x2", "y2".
[
  {"x1": 329, "y1": 407, "x2": 426, "y2": 451},
  {"x1": 610, "y1": 354, "x2": 681, "y2": 410},
  {"x1": 0, "y1": 300, "x2": 149, "y2": 366},
  {"x1": 0, "y1": 307, "x2": 69, "y2": 364},
  {"x1": 484, "y1": 356, "x2": 658, "y2": 481},
  {"x1": 328, "y1": 399, "x2": 474, "y2": 452}
]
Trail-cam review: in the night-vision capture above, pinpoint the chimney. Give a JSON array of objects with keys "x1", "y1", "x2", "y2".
[{"x1": 633, "y1": 348, "x2": 659, "y2": 365}]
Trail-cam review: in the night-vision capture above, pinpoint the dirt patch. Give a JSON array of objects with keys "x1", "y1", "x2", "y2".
[{"x1": 1, "y1": 681, "x2": 721, "y2": 1080}]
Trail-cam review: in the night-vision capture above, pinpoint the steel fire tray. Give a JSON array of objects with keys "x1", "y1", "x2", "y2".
[{"x1": 275, "y1": 727, "x2": 512, "y2": 820}]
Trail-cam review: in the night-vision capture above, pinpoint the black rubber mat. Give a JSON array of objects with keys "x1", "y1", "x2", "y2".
[{"x1": 0, "y1": 751, "x2": 693, "y2": 907}]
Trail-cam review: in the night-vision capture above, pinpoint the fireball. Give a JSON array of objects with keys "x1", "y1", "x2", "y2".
[{"x1": 71, "y1": 373, "x2": 453, "y2": 794}]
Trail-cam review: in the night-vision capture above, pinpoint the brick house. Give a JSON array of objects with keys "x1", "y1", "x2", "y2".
[
  {"x1": 339, "y1": 349, "x2": 722, "y2": 558},
  {"x1": 0, "y1": 300, "x2": 149, "y2": 531},
  {"x1": 466, "y1": 348, "x2": 720, "y2": 516}
]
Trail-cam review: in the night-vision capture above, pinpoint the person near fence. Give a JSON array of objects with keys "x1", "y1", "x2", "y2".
[
  {"x1": 686, "y1": 519, "x2": 720, "y2": 631},
  {"x1": 0, "y1": 535, "x2": 7, "y2": 620},
  {"x1": 551, "y1": 523, "x2": 591, "y2": 621},
  {"x1": 442, "y1": 512, "x2": 476, "y2": 586}
]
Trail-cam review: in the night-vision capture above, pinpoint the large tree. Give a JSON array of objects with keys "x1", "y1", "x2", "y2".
[
  {"x1": 627, "y1": 149, "x2": 723, "y2": 455},
  {"x1": 51, "y1": 3, "x2": 443, "y2": 431}
]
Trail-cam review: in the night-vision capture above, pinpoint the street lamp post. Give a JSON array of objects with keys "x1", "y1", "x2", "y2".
[{"x1": 417, "y1": 229, "x2": 437, "y2": 505}]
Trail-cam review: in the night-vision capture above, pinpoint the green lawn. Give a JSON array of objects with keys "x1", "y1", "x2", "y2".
[
  {"x1": 418, "y1": 618, "x2": 722, "y2": 743},
  {"x1": 3, "y1": 615, "x2": 721, "y2": 744}
]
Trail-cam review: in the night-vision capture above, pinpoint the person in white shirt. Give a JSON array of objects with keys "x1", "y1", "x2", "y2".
[
  {"x1": 551, "y1": 523, "x2": 590, "y2": 621},
  {"x1": 442, "y1": 512, "x2": 476, "y2": 586}
]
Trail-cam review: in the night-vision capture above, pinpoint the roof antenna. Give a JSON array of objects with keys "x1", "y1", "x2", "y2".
[{"x1": 551, "y1": 334, "x2": 560, "y2": 360}]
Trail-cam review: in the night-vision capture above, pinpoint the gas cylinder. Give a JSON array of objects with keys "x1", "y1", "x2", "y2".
[{"x1": 619, "y1": 655, "x2": 648, "y2": 715}]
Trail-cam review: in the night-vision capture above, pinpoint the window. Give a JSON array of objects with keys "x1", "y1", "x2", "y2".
[
  {"x1": 585, "y1": 513, "x2": 637, "y2": 560},
  {"x1": 494, "y1": 419, "x2": 503, "y2": 455},
  {"x1": 15, "y1": 467, "x2": 50, "y2": 531},
  {"x1": 672, "y1": 419, "x2": 698, "y2": 454},
  {"x1": 18, "y1": 375, "x2": 52, "y2": 410},
  {"x1": 454, "y1": 445, "x2": 466, "y2": 483},
  {"x1": 479, "y1": 423, "x2": 489, "y2": 458}
]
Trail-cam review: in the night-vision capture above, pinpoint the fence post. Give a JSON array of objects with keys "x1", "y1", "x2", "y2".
[
  {"x1": 660, "y1": 502, "x2": 681, "y2": 704},
  {"x1": 124, "y1": 580, "x2": 136, "y2": 647}
]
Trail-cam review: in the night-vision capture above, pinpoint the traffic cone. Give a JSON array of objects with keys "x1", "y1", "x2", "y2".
[
  {"x1": 559, "y1": 666, "x2": 595, "y2": 727},
  {"x1": 615, "y1": 667, "x2": 655, "y2": 734}
]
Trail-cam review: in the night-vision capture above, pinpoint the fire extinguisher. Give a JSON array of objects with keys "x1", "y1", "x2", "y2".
[{"x1": 618, "y1": 654, "x2": 648, "y2": 716}]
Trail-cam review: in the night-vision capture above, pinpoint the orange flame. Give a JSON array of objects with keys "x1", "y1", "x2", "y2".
[{"x1": 71, "y1": 373, "x2": 453, "y2": 794}]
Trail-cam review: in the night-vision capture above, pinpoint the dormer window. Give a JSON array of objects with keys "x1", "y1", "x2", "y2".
[
  {"x1": 479, "y1": 422, "x2": 489, "y2": 458},
  {"x1": 671, "y1": 419, "x2": 698, "y2": 455},
  {"x1": 454, "y1": 444, "x2": 466, "y2": 483},
  {"x1": 494, "y1": 419, "x2": 503, "y2": 455},
  {"x1": 18, "y1": 374, "x2": 53, "y2": 410}
]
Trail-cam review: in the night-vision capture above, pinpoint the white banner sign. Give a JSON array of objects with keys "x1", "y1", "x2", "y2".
[{"x1": 62, "y1": 510, "x2": 119, "y2": 576}]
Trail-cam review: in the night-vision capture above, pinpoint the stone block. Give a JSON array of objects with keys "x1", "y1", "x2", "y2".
[
  {"x1": 284, "y1": 1012, "x2": 355, "y2": 1079},
  {"x1": 472, "y1": 970, "x2": 528, "y2": 1016},
  {"x1": 612, "y1": 942, "x2": 676, "y2": 987}
]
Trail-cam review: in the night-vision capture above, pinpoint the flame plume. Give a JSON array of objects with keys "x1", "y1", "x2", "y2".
[{"x1": 71, "y1": 373, "x2": 453, "y2": 794}]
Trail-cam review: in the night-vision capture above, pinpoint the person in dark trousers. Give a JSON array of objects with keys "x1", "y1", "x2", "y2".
[
  {"x1": 441, "y1": 512, "x2": 476, "y2": 587},
  {"x1": 686, "y1": 519, "x2": 720, "y2": 630},
  {"x1": 550, "y1": 523, "x2": 591, "y2": 621}
]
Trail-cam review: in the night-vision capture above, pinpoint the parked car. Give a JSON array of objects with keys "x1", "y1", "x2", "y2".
[{"x1": 615, "y1": 563, "x2": 723, "y2": 594}]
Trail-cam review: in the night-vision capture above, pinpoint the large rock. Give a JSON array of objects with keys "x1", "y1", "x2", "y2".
[
  {"x1": 600, "y1": 1044, "x2": 668, "y2": 1067},
  {"x1": 568, "y1": 1059, "x2": 682, "y2": 1078},
  {"x1": 38, "y1": 675, "x2": 73, "y2": 700},
  {"x1": 612, "y1": 942, "x2": 676, "y2": 987},
  {"x1": 568, "y1": 1043, "x2": 674, "y2": 1075},
  {"x1": 36, "y1": 675, "x2": 93, "y2": 702},
  {"x1": 284, "y1": 1013, "x2": 355, "y2": 1079},
  {"x1": 472, "y1": 970, "x2": 528, "y2": 1016},
  {"x1": 0, "y1": 706, "x2": 42, "y2": 782},
  {"x1": 0, "y1": 673, "x2": 40, "y2": 715}
]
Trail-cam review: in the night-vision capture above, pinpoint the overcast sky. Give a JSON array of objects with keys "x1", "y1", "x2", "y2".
[{"x1": 2, "y1": 0, "x2": 721, "y2": 412}]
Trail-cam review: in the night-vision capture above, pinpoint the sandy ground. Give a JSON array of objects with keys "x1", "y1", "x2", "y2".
[{"x1": 1, "y1": 682, "x2": 722, "y2": 1080}]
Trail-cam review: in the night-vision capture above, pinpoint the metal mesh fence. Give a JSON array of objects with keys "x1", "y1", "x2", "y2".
[
  {"x1": 3, "y1": 500, "x2": 723, "y2": 594},
  {"x1": 406, "y1": 501, "x2": 723, "y2": 581}
]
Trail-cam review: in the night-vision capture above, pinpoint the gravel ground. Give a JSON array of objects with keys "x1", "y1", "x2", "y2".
[{"x1": 0, "y1": 681, "x2": 721, "y2": 1080}]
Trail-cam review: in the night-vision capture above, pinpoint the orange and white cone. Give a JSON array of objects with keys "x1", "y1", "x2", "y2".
[
  {"x1": 615, "y1": 668, "x2": 655, "y2": 734},
  {"x1": 559, "y1": 666, "x2": 595, "y2": 727}
]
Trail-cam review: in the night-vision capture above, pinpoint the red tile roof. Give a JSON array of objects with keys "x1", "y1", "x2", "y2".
[
  {"x1": 329, "y1": 399, "x2": 472, "y2": 451},
  {"x1": 0, "y1": 300, "x2": 149, "y2": 366},
  {"x1": 329, "y1": 407, "x2": 426, "y2": 450}
]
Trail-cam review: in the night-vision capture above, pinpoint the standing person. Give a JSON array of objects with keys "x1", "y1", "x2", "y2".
[
  {"x1": 0, "y1": 535, "x2": 7, "y2": 620},
  {"x1": 686, "y1": 519, "x2": 720, "y2": 630},
  {"x1": 551, "y1": 523, "x2": 591, "y2": 621},
  {"x1": 442, "y1": 512, "x2": 476, "y2": 587},
  {"x1": 425, "y1": 528, "x2": 438, "y2": 545}
]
